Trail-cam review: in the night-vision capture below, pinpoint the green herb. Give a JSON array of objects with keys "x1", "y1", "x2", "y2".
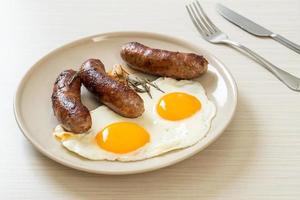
[{"x1": 112, "y1": 65, "x2": 164, "y2": 98}]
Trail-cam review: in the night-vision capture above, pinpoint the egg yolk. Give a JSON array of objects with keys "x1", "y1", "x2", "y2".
[
  {"x1": 156, "y1": 92, "x2": 201, "y2": 121},
  {"x1": 96, "y1": 122, "x2": 150, "y2": 154}
]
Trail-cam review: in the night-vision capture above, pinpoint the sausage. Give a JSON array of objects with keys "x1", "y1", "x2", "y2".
[
  {"x1": 51, "y1": 69, "x2": 92, "y2": 133},
  {"x1": 120, "y1": 42, "x2": 208, "y2": 79},
  {"x1": 79, "y1": 59, "x2": 145, "y2": 118}
]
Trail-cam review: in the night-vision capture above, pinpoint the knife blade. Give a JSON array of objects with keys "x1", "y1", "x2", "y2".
[{"x1": 216, "y1": 4, "x2": 300, "y2": 54}]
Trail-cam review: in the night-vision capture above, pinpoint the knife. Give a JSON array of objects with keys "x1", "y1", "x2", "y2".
[{"x1": 216, "y1": 4, "x2": 300, "y2": 54}]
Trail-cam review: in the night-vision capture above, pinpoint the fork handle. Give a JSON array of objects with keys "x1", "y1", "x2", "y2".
[{"x1": 223, "y1": 39, "x2": 300, "y2": 91}]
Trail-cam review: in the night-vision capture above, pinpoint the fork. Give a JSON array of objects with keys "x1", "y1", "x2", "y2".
[{"x1": 186, "y1": 1, "x2": 300, "y2": 91}]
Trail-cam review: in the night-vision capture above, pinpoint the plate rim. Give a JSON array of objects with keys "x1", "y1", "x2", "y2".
[{"x1": 14, "y1": 31, "x2": 238, "y2": 175}]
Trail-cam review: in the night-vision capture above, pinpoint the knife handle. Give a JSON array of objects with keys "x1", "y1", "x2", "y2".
[
  {"x1": 271, "y1": 34, "x2": 300, "y2": 54},
  {"x1": 223, "y1": 39, "x2": 300, "y2": 91}
]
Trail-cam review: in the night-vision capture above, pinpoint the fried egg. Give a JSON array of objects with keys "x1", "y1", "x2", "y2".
[{"x1": 53, "y1": 77, "x2": 216, "y2": 161}]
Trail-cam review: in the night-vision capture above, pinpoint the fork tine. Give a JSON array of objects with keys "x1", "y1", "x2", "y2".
[
  {"x1": 189, "y1": 5, "x2": 211, "y2": 36},
  {"x1": 191, "y1": 2, "x2": 214, "y2": 34},
  {"x1": 185, "y1": 5, "x2": 208, "y2": 37},
  {"x1": 195, "y1": 1, "x2": 221, "y2": 33}
]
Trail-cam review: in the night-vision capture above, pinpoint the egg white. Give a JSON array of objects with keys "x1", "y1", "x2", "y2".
[{"x1": 54, "y1": 77, "x2": 216, "y2": 161}]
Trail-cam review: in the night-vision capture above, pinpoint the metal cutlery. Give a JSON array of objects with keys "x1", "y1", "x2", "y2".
[
  {"x1": 216, "y1": 4, "x2": 300, "y2": 54},
  {"x1": 186, "y1": 1, "x2": 300, "y2": 91}
]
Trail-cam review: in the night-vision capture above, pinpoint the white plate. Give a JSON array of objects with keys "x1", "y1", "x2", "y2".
[{"x1": 14, "y1": 31, "x2": 237, "y2": 175}]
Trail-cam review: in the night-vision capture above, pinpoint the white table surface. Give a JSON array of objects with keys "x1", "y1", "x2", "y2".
[{"x1": 1, "y1": 0, "x2": 300, "y2": 199}]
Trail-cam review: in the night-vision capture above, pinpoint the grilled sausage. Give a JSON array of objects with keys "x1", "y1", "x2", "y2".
[
  {"x1": 120, "y1": 42, "x2": 208, "y2": 79},
  {"x1": 79, "y1": 59, "x2": 144, "y2": 118},
  {"x1": 51, "y1": 70, "x2": 92, "y2": 133}
]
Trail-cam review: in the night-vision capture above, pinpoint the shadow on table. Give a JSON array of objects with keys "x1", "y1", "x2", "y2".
[{"x1": 29, "y1": 93, "x2": 259, "y2": 199}]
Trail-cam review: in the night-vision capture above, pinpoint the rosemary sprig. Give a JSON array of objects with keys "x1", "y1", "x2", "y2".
[
  {"x1": 111, "y1": 64, "x2": 164, "y2": 98},
  {"x1": 144, "y1": 78, "x2": 165, "y2": 93}
]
